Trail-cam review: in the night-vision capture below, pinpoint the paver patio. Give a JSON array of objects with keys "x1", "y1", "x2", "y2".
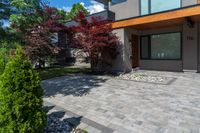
[{"x1": 42, "y1": 71, "x2": 200, "y2": 133}]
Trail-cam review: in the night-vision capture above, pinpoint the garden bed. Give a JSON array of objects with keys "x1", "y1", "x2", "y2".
[
  {"x1": 45, "y1": 107, "x2": 87, "y2": 133},
  {"x1": 116, "y1": 72, "x2": 175, "y2": 84}
]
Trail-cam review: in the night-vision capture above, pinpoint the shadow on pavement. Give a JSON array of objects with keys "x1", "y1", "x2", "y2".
[{"x1": 42, "y1": 75, "x2": 107, "y2": 97}]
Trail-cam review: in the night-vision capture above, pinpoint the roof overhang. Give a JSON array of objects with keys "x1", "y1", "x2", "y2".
[
  {"x1": 112, "y1": 5, "x2": 200, "y2": 30},
  {"x1": 66, "y1": 10, "x2": 115, "y2": 27},
  {"x1": 94, "y1": 0, "x2": 109, "y2": 5}
]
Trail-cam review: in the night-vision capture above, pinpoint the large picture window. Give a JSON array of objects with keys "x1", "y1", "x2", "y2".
[
  {"x1": 140, "y1": 0, "x2": 181, "y2": 15},
  {"x1": 140, "y1": 32, "x2": 181, "y2": 60}
]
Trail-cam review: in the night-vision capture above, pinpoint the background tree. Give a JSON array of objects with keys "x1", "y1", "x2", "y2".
[
  {"x1": 22, "y1": 6, "x2": 68, "y2": 68},
  {"x1": 0, "y1": 0, "x2": 18, "y2": 39},
  {"x1": 66, "y1": 3, "x2": 89, "y2": 20},
  {"x1": 0, "y1": 0, "x2": 14, "y2": 22},
  {"x1": 72, "y1": 12, "x2": 119, "y2": 71},
  {"x1": 9, "y1": 1, "x2": 69, "y2": 68},
  {"x1": 0, "y1": 0, "x2": 22, "y2": 66},
  {"x1": 0, "y1": 47, "x2": 46, "y2": 132},
  {"x1": 10, "y1": 0, "x2": 43, "y2": 33}
]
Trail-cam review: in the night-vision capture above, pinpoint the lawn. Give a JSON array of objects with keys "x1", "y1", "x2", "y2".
[{"x1": 37, "y1": 66, "x2": 90, "y2": 80}]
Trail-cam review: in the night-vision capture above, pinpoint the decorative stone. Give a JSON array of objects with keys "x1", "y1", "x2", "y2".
[
  {"x1": 116, "y1": 72, "x2": 168, "y2": 84},
  {"x1": 45, "y1": 112, "x2": 72, "y2": 133}
]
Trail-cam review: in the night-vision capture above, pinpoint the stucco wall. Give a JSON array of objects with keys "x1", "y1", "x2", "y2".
[
  {"x1": 109, "y1": 27, "x2": 139, "y2": 72},
  {"x1": 182, "y1": 23, "x2": 198, "y2": 71},
  {"x1": 182, "y1": 0, "x2": 197, "y2": 7},
  {"x1": 139, "y1": 26, "x2": 183, "y2": 71},
  {"x1": 109, "y1": 28, "x2": 125, "y2": 72},
  {"x1": 124, "y1": 28, "x2": 139, "y2": 72},
  {"x1": 109, "y1": 0, "x2": 139, "y2": 20}
]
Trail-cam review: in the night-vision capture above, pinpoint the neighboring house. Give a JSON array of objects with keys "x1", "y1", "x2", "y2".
[
  {"x1": 63, "y1": 0, "x2": 200, "y2": 72},
  {"x1": 93, "y1": 0, "x2": 200, "y2": 73},
  {"x1": 59, "y1": 11, "x2": 115, "y2": 66}
]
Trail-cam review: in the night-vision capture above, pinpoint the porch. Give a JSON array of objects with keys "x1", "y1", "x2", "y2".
[{"x1": 110, "y1": 5, "x2": 200, "y2": 72}]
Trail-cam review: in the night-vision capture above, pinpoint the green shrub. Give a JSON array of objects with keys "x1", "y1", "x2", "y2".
[
  {"x1": 0, "y1": 47, "x2": 46, "y2": 133},
  {"x1": 0, "y1": 48, "x2": 9, "y2": 75},
  {"x1": 0, "y1": 39, "x2": 19, "y2": 50}
]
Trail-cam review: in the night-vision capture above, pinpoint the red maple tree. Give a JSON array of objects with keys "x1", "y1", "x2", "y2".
[
  {"x1": 23, "y1": 6, "x2": 69, "y2": 68},
  {"x1": 72, "y1": 11, "x2": 119, "y2": 71}
]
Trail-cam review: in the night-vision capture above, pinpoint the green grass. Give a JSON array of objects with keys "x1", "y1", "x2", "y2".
[{"x1": 37, "y1": 66, "x2": 90, "y2": 80}]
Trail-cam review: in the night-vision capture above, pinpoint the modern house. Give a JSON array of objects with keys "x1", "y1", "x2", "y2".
[{"x1": 91, "y1": 0, "x2": 200, "y2": 73}]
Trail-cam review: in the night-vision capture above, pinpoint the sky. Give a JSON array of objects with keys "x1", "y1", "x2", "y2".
[
  {"x1": 48, "y1": 0, "x2": 105, "y2": 14},
  {"x1": 2, "y1": 0, "x2": 104, "y2": 27}
]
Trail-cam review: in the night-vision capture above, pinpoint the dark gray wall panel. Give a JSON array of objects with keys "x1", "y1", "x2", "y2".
[
  {"x1": 183, "y1": 23, "x2": 198, "y2": 71},
  {"x1": 140, "y1": 60, "x2": 183, "y2": 71}
]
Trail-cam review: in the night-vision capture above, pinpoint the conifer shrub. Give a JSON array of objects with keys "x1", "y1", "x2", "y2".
[
  {"x1": 0, "y1": 48, "x2": 9, "y2": 75},
  {"x1": 0, "y1": 47, "x2": 46, "y2": 133}
]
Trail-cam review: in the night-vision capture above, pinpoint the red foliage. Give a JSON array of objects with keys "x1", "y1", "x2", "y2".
[
  {"x1": 23, "y1": 26, "x2": 59, "y2": 67},
  {"x1": 72, "y1": 11, "x2": 119, "y2": 70},
  {"x1": 14, "y1": 5, "x2": 119, "y2": 70},
  {"x1": 22, "y1": 6, "x2": 67, "y2": 67},
  {"x1": 42, "y1": 7, "x2": 65, "y2": 32}
]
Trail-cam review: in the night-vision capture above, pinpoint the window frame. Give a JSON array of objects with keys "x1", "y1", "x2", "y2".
[
  {"x1": 139, "y1": 0, "x2": 183, "y2": 16},
  {"x1": 111, "y1": 0, "x2": 127, "y2": 5},
  {"x1": 140, "y1": 32, "x2": 182, "y2": 60}
]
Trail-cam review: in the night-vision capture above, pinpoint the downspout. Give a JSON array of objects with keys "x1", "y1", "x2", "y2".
[
  {"x1": 197, "y1": 2, "x2": 200, "y2": 72},
  {"x1": 198, "y1": 0, "x2": 200, "y2": 72},
  {"x1": 197, "y1": 23, "x2": 200, "y2": 73},
  {"x1": 123, "y1": 28, "x2": 126, "y2": 73},
  {"x1": 182, "y1": 23, "x2": 184, "y2": 72}
]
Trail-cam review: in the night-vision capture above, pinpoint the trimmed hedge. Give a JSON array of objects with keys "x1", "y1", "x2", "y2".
[{"x1": 0, "y1": 47, "x2": 46, "y2": 133}]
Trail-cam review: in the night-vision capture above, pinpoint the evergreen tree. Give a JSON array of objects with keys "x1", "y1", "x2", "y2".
[
  {"x1": 0, "y1": 48, "x2": 9, "y2": 75},
  {"x1": 66, "y1": 3, "x2": 89, "y2": 20},
  {"x1": 0, "y1": 0, "x2": 13, "y2": 20},
  {"x1": 0, "y1": 47, "x2": 46, "y2": 133}
]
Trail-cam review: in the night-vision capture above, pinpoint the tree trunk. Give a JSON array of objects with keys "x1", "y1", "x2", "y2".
[
  {"x1": 91, "y1": 58, "x2": 99, "y2": 72},
  {"x1": 38, "y1": 60, "x2": 45, "y2": 69}
]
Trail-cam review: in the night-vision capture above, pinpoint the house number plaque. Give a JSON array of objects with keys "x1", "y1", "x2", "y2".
[{"x1": 187, "y1": 36, "x2": 194, "y2": 40}]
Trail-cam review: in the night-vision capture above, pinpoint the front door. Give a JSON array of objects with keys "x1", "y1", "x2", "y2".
[{"x1": 132, "y1": 34, "x2": 139, "y2": 68}]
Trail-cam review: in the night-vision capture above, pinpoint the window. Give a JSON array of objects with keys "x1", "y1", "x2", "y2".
[
  {"x1": 140, "y1": 0, "x2": 181, "y2": 15},
  {"x1": 151, "y1": 0, "x2": 181, "y2": 13},
  {"x1": 140, "y1": 32, "x2": 181, "y2": 60},
  {"x1": 140, "y1": 0, "x2": 149, "y2": 15},
  {"x1": 111, "y1": 0, "x2": 126, "y2": 5},
  {"x1": 141, "y1": 36, "x2": 149, "y2": 59}
]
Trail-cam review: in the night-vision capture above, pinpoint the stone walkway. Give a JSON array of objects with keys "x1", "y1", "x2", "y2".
[{"x1": 42, "y1": 71, "x2": 200, "y2": 133}]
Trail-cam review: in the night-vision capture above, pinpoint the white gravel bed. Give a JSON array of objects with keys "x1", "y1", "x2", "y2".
[{"x1": 116, "y1": 72, "x2": 169, "y2": 84}]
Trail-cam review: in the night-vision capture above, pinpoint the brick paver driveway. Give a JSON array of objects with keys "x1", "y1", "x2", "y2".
[{"x1": 42, "y1": 71, "x2": 200, "y2": 133}]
